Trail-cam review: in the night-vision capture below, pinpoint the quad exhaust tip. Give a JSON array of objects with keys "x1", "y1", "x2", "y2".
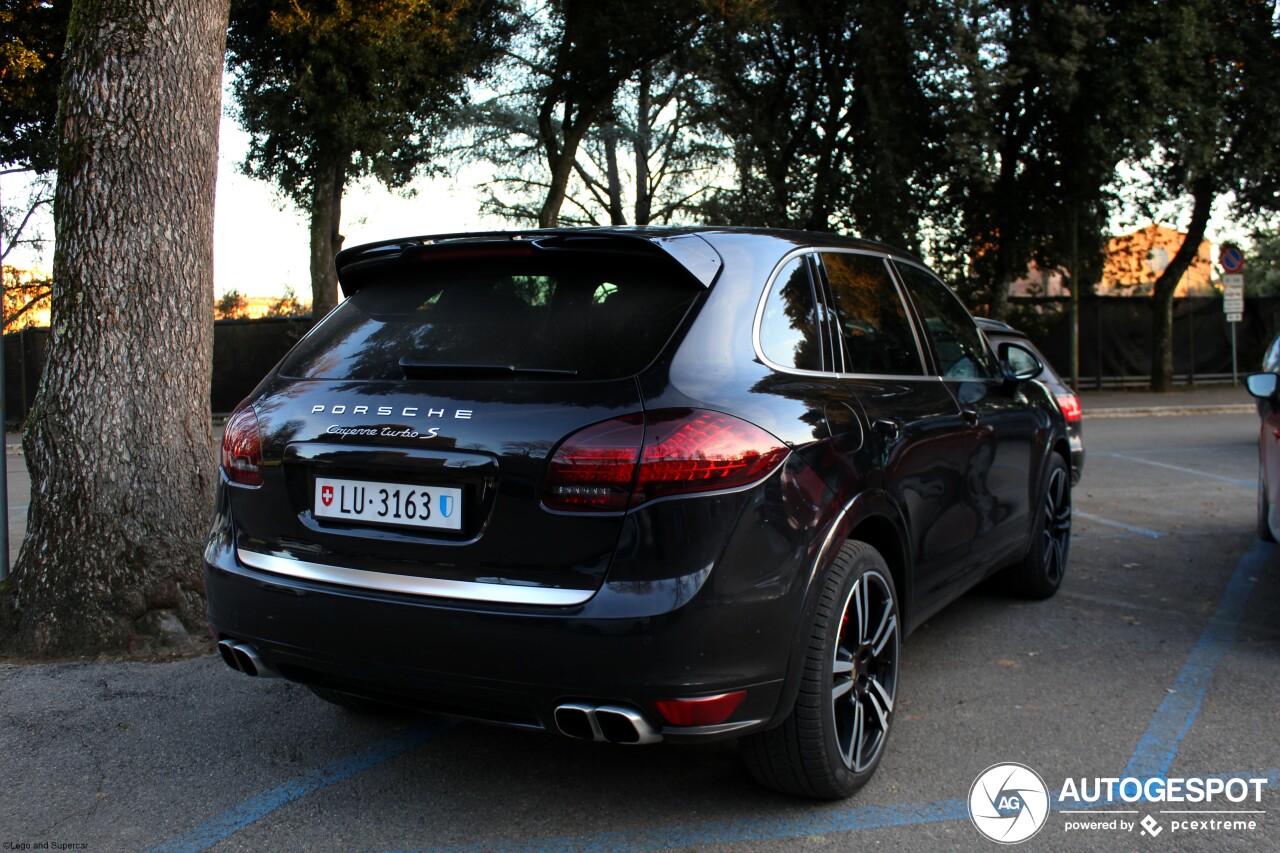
[
  {"x1": 553, "y1": 703, "x2": 662, "y2": 745},
  {"x1": 216, "y1": 639, "x2": 279, "y2": 679}
]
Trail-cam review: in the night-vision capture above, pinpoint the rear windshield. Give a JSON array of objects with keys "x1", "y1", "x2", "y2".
[{"x1": 279, "y1": 253, "x2": 702, "y2": 381}]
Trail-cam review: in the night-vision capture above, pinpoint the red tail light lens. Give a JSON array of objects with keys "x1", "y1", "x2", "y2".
[
  {"x1": 634, "y1": 409, "x2": 790, "y2": 504},
  {"x1": 542, "y1": 409, "x2": 789, "y2": 512},
  {"x1": 541, "y1": 414, "x2": 644, "y2": 511},
  {"x1": 1056, "y1": 393, "x2": 1083, "y2": 424},
  {"x1": 221, "y1": 401, "x2": 263, "y2": 487}
]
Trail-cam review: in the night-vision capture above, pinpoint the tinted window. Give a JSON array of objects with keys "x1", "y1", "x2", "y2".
[
  {"x1": 1264, "y1": 334, "x2": 1280, "y2": 373},
  {"x1": 759, "y1": 256, "x2": 823, "y2": 371},
  {"x1": 897, "y1": 263, "x2": 998, "y2": 380},
  {"x1": 820, "y1": 253, "x2": 922, "y2": 376},
  {"x1": 280, "y1": 254, "x2": 700, "y2": 381}
]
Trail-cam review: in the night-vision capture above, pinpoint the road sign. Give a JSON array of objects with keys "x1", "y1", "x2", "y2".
[
  {"x1": 1220, "y1": 244, "x2": 1245, "y2": 274},
  {"x1": 1223, "y1": 272, "x2": 1244, "y2": 321}
]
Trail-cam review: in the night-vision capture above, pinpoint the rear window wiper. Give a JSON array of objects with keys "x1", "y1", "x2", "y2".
[{"x1": 398, "y1": 359, "x2": 580, "y2": 379}]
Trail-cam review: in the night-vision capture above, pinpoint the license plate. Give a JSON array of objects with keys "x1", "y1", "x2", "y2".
[{"x1": 314, "y1": 477, "x2": 463, "y2": 531}]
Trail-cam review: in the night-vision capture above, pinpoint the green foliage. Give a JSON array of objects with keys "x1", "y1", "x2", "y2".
[
  {"x1": 1140, "y1": 0, "x2": 1280, "y2": 221},
  {"x1": 932, "y1": 0, "x2": 1165, "y2": 311},
  {"x1": 464, "y1": 0, "x2": 754, "y2": 227},
  {"x1": 226, "y1": 0, "x2": 515, "y2": 208},
  {"x1": 473, "y1": 52, "x2": 726, "y2": 225},
  {"x1": 215, "y1": 289, "x2": 247, "y2": 320},
  {"x1": 1247, "y1": 228, "x2": 1280, "y2": 297},
  {"x1": 699, "y1": 0, "x2": 947, "y2": 249},
  {"x1": 266, "y1": 284, "x2": 307, "y2": 317},
  {"x1": 0, "y1": 0, "x2": 69, "y2": 172}
]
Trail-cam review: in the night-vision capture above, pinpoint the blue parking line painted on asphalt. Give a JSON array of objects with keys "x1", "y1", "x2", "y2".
[
  {"x1": 143, "y1": 537, "x2": 1268, "y2": 852},
  {"x1": 403, "y1": 771, "x2": 1280, "y2": 852},
  {"x1": 1105, "y1": 453, "x2": 1256, "y2": 488},
  {"x1": 1122, "y1": 539, "x2": 1271, "y2": 779},
  {"x1": 1075, "y1": 511, "x2": 1164, "y2": 538},
  {"x1": 147, "y1": 721, "x2": 452, "y2": 853},
  {"x1": 396, "y1": 541, "x2": 1274, "y2": 852}
]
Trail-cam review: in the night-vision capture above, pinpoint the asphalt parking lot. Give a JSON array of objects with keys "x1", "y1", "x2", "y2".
[{"x1": 2, "y1": 407, "x2": 1278, "y2": 852}]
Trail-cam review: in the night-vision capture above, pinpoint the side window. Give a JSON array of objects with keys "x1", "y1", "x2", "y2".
[
  {"x1": 759, "y1": 256, "x2": 823, "y2": 372},
  {"x1": 819, "y1": 252, "x2": 923, "y2": 376},
  {"x1": 1265, "y1": 335, "x2": 1280, "y2": 373},
  {"x1": 896, "y1": 263, "x2": 999, "y2": 380}
]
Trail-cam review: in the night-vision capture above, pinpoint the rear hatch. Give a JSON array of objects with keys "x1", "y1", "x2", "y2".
[{"x1": 226, "y1": 233, "x2": 715, "y2": 604}]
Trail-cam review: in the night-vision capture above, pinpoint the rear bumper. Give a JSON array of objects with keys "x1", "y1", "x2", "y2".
[{"x1": 204, "y1": 467, "x2": 819, "y2": 742}]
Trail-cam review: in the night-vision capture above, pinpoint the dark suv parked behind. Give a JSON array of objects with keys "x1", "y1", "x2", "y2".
[{"x1": 207, "y1": 227, "x2": 1072, "y2": 799}]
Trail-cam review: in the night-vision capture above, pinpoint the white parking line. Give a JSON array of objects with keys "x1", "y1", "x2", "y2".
[
  {"x1": 1105, "y1": 453, "x2": 1255, "y2": 488},
  {"x1": 1075, "y1": 511, "x2": 1163, "y2": 538}
]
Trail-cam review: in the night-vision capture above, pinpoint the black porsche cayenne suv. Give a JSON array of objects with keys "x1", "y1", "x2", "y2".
[{"x1": 206, "y1": 227, "x2": 1071, "y2": 799}]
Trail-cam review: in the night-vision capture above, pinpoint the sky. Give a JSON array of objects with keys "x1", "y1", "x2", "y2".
[{"x1": 212, "y1": 114, "x2": 509, "y2": 300}]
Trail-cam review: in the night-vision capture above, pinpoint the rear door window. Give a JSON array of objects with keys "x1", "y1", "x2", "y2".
[
  {"x1": 818, "y1": 252, "x2": 924, "y2": 376},
  {"x1": 279, "y1": 253, "x2": 702, "y2": 381}
]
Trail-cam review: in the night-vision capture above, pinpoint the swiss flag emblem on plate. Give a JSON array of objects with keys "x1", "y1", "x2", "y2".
[{"x1": 321, "y1": 485, "x2": 334, "y2": 507}]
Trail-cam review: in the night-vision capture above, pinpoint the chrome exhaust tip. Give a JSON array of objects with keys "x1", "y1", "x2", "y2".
[
  {"x1": 553, "y1": 704, "x2": 596, "y2": 740},
  {"x1": 553, "y1": 703, "x2": 661, "y2": 745},
  {"x1": 218, "y1": 639, "x2": 280, "y2": 678},
  {"x1": 595, "y1": 706, "x2": 662, "y2": 745},
  {"x1": 217, "y1": 639, "x2": 243, "y2": 672},
  {"x1": 231, "y1": 643, "x2": 279, "y2": 678}
]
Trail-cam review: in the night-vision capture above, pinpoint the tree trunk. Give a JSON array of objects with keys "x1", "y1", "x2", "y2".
[
  {"x1": 1150, "y1": 177, "x2": 1214, "y2": 392},
  {"x1": 538, "y1": 94, "x2": 605, "y2": 228},
  {"x1": 309, "y1": 155, "x2": 346, "y2": 319},
  {"x1": 633, "y1": 69, "x2": 653, "y2": 225},
  {"x1": 604, "y1": 132, "x2": 625, "y2": 225},
  {"x1": 0, "y1": 0, "x2": 229, "y2": 657}
]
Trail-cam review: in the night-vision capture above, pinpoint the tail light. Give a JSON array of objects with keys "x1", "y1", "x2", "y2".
[
  {"x1": 542, "y1": 409, "x2": 789, "y2": 512},
  {"x1": 221, "y1": 401, "x2": 263, "y2": 487},
  {"x1": 1056, "y1": 393, "x2": 1083, "y2": 424}
]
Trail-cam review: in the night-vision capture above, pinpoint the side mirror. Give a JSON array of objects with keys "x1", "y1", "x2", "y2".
[
  {"x1": 1246, "y1": 372, "x2": 1278, "y2": 400},
  {"x1": 998, "y1": 341, "x2": 1044, "y2": 383}
]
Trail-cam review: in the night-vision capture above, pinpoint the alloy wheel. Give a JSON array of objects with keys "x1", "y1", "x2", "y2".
[
  {"x1": 831, "y1": 569, "x2": 898, "y2": 773},
  {"x1": 1041, "y1": 466, "x2": 1071, "y2": 585}
]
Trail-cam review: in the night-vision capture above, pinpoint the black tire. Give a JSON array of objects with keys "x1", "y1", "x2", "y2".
[
  {"x1": 308, "y1": 685, "x2": 404, "y2": 715},
  {"x1": 741, "y1": 540, "x2": 900, "y2": 799},
  {"x1": 1259, "y1": 463, "x2": 1277, "y2": 542},
  {"x1": 1002, "y1": 453, "x2": 1071, "y2": 599}
]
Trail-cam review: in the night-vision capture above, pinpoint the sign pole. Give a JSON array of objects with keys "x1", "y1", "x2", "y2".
[
  {"x1": 1232, "y1": 322, "x2": 1239, "y2": 386},
  {"x1": 1220, "y1": 244, "x2": 1246, "y2": 387}
]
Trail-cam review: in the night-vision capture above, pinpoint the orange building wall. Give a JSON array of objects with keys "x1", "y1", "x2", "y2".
[{"x1": 1099, "y1": 224, "x2": 1213, "y2": 297}]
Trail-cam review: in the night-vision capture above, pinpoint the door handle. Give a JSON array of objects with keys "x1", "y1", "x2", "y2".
[
  {"x1": 873, "y1": 417, "x2": 903, "y2": 439},
  {"x1": 962, "y1": 409, "x2": 980, "y2": 427}
]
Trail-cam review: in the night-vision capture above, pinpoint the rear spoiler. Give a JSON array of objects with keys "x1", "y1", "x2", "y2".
[{"x1": 333, "y1": 229, "x2": 723, "y2": 297}]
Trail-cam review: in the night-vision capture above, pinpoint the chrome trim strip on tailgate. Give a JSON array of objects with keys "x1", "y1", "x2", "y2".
[{"x1": 234, "y1": 548, "x2": 595, "y2": 606}]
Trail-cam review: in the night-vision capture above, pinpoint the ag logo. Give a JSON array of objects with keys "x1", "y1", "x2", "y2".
[{"x1": 968, "y1": 763, "x2": 1050, "y2": 844}]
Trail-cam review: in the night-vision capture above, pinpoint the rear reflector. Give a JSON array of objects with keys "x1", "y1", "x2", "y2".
[
  {"x1": 221, "y1": 401, "x2": 263, "y2": 487},
  {"x1": 654, "y1": 691, "x2": 748, "y2": 727},
  {"x1": 542, "y1": 409, "x2": 789, "y2": 512},
  {"x1": 1056, "y1": 393, "x2": 1083, "y2": 424}
]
